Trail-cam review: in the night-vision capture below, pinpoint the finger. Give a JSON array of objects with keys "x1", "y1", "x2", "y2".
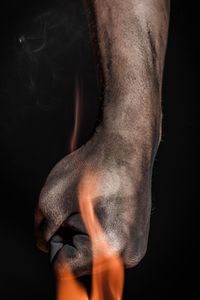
[
  {"x1": 64, "y1": 213, "x2": 87, "y2": 234},
  {"x1": 50, "y1": 225, "x2": 80, "y2": 263},
  {"x1": 34, "y1": 207, "x2": 49, "y2": 252},
  {"x1": 35, "y1": 185, "x2": 76, "y2": 251},
  {"x1": 50, "y1": 234, "x2": 64, "y2": 263},
  {"x1": 52, "y1": 234, "x2": 92, "y2": 277},
  {"x1": 35, "y1": 209, "x2": 62, "y2": 253}
]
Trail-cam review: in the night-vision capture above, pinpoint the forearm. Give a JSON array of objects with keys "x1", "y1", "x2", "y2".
[
  {"x1": 36, "y1": 1, "x2": 170, "y2": 271},
  {"x1": 84, "y1": 0, "x2": 170, "y2": 155}
]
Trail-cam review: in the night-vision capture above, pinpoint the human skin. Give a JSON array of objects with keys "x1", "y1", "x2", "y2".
[{"x1": 35, "y1": 0, "x2": 170, "y2": 276}]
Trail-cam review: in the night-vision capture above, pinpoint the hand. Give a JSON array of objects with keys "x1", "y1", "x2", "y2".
[{"x1": 35, "y1": 126, "x2": 154, "y2": 276}]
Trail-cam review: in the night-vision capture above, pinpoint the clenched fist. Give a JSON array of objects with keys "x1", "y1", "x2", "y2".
[{"x1": 35, "y1": 126, "x2": 154, "y2": 276}]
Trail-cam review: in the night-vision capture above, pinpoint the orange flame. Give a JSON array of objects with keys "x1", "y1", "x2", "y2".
[
  {"x1": 56, "y1": 267, "x2": 88, "y2": 300},
  {"x1": 56, "y1": 79, "x2": 124, "y2": 300},
  {"x1": 79, "y1": 172, "x2": 124, "y2": 300},
  {"x1": 70, "y1": 76, "x2": 82, "y2": 152}
]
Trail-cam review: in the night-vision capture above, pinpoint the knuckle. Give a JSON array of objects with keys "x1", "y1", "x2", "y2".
[
  {"x1": 124, "y1": 254, "x2": 144, "y2": 268},
  {"x1": 124, "y1": 246, "x2": 147, "y2": 268},
  {"x1": 38, "y1": 185, "x2": 63, "y2": 223}
]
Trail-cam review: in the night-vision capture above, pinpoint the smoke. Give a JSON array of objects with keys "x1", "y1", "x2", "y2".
[
  {"x1": 0, "y1": 0, "x2": 99, "y2": 171},
  {"x1": 15, "y1": 1, "x2": 88, "y2": 111}
]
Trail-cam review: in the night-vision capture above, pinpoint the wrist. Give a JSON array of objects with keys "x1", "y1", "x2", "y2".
[
  {"x1": 95, "y1": 116, "x2": 161, "y2": 167},
  {"x1": 101, "y1": 95, "x2": 162, "y2": 146}
]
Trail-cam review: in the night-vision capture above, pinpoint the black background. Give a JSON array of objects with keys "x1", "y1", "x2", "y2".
[{"x1": 0, "y1": 0, "x2": 199, "y2": 299}]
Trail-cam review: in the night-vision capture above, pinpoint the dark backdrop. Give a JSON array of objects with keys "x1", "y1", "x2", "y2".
[{"x1": 0, "y1": 0, "x2": 198, "y2": 299}]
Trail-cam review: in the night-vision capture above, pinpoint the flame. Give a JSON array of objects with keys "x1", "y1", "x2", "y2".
[
  {"x1": 79, "y1": 172, "x2": 124, "y2": 300},
  {"x1": 56, "y1": 266, "x2": 88, "y2": 300},
  {"x1": 56, "y1": 78, "x2": 124, "y2": 300},
  {"x1": 56, "y1": 172, "x2": 124, "y2": 300},
  {"x1": 70, "y1": 76, "x2": 82, "y2": 152}
]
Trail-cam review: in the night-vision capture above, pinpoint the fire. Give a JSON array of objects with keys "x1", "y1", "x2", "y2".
[
  {"x1": 56, "y1": 172, "x2": 124, "y2": 300},
  {"x1": 70, "y1": 76, "x2": 82, "y2": 152},
  {"x1": 79, "y1": 172, "x2": 124, "y2": 300},
  {"x1": 56, "y1": 266, "x2": 88, "y2": 300},
  {"x1": 56, "y1": 79, "x2": 124, "y2": 300}
]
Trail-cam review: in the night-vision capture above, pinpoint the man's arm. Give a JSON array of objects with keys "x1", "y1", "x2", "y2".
[
  {"x1": 87, "y1": 0, "x2": 170, "y2": 156},
  {"x1": 35, "y1": 0, "x2": 170, "y2": 275}
]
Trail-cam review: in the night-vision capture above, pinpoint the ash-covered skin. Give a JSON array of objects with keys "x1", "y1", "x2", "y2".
[{"x1": 35, "y1": 0, "x2": 170, "y2": 276}]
